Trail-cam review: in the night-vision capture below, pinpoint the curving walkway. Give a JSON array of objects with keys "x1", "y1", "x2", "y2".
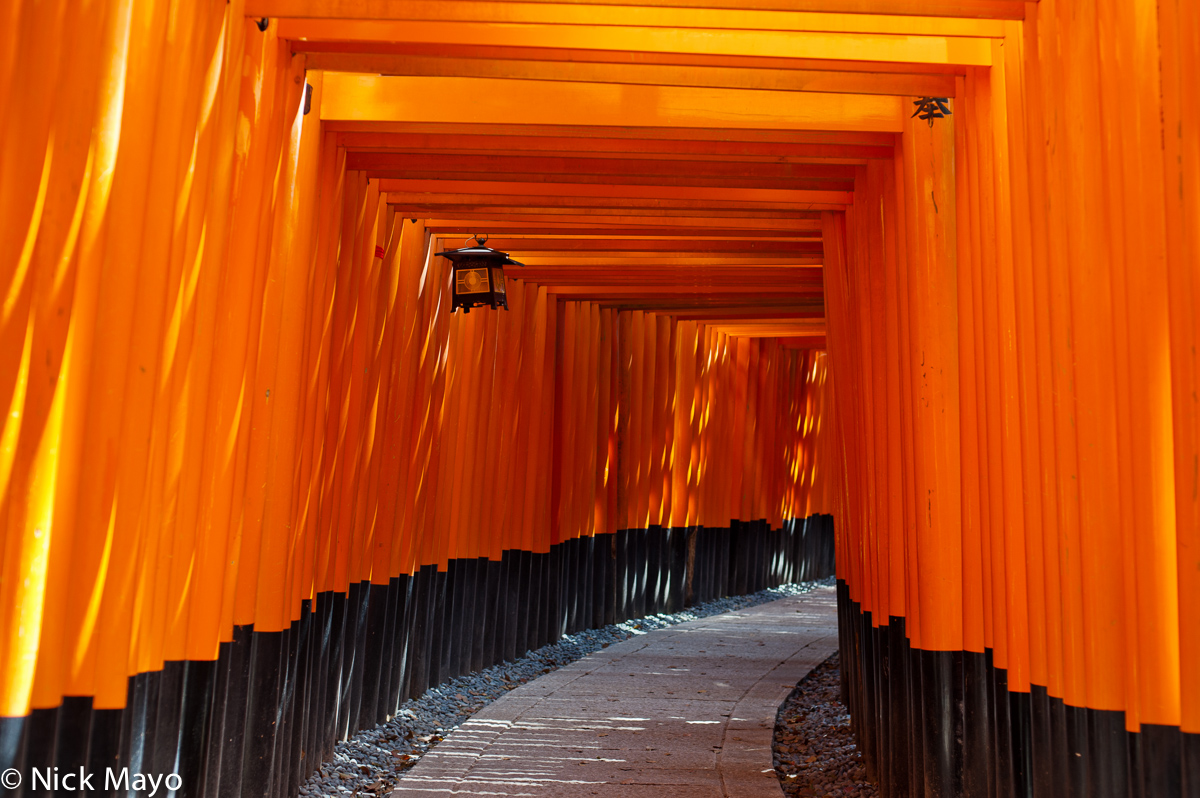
[{"x1": 393, "y1": 585, "x2": 838, "y2": 797}]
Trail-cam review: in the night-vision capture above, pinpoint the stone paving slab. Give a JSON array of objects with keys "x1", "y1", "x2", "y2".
[{"x1": 393, "y1": 585, "x2": 837, "y2": 797}]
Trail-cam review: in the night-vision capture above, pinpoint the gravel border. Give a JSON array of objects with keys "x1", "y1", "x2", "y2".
[
  {"x1": 774, "y1": 651, "x2": 878, "y2": 798},
  {"x1": 299, "y1": 577, "x2": 835, "y2": 797}
]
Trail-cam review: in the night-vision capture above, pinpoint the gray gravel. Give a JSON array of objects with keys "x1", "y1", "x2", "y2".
[
  {"x1": 298, "y1": 577, "x2": 834, "y2": 797},
  {"x1": 774, "y1": 651, "x2": 878, "y2": 798}
]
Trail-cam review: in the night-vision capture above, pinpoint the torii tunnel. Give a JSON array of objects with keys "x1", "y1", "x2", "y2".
[{"x1": 1, "y1": 1, "x2": 1198, "y2": 797}]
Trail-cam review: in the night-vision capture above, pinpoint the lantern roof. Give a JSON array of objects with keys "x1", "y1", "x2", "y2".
[{"x1": 436, "y1": 245, "x2": 524, "y2": 267}]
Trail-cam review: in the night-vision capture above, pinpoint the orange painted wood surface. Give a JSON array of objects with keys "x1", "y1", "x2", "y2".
[{"x1": 2, "y1": 0, "x2": 1198, "y2": 750}]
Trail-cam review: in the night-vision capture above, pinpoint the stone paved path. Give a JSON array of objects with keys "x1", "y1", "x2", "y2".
[{"x1": 393, "y1": 585, "x2": 838, "y2": 797}]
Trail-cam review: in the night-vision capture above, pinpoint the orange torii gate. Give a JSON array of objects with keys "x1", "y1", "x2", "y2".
[{"x1": 0, "y1": 1, "x2": 1197, "y2": 797}]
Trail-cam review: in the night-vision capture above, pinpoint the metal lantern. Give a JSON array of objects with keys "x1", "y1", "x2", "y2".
[{"x1": 436, "y1": 236, "x2": 524, "y2": 313}]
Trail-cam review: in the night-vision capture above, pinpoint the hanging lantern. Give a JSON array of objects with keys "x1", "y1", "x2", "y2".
[{"x1": 436, "y1": 235, "x2": 524, "y2": 313}]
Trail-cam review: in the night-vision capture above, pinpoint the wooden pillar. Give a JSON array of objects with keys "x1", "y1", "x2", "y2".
[{"x1": 900, "y1": 93, "x2": 964, "y2": 798}]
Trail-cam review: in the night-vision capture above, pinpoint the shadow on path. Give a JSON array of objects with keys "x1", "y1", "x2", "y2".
[{"x1": 394, "y1": 586, "x2": 838, "y2": 797}]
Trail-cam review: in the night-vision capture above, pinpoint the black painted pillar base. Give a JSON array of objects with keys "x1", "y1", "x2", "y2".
[
  {"x1": 836, "y1": 586, "x2": 1200, "y2": 798},
  {"x1": 0, "y1": 513, "x2": 842, "y2": 798}
]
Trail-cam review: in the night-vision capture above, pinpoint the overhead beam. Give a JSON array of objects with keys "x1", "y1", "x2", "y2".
[
  {"x1": 366, "y1": 171, "x2": 853, "y2": 192},
  {"x1": 588, "y1": 297, "x2": 825, "y2": 310},
  {"x1": 350, "y1": 147, "x2": 877, "y2": 165},
  {"x1": 302, "y1": 41, "x2": 966, "y2": 74},
  {"x1": 507, "y1": 261, "x2": 825, "y2": 270},
  {"x1": 351, "y1": 152, "x2": 855, "y2": 190},
  {"x1": 775, "y1": 336, "x2": 828, "y2": 348},
  {"x1": 671, "y1": 309, "x2": 825, "y2": 320},
  {"x1": 707, "y1": 317, "x2": 826, "y2": 325},
  {"x1": 520, "y1": 276, "x2": 823, "y2": 286},
  {"x1": 514, "y1": 255, "x2": 825, "y2": 265},
  {"x1": 320, "y1": 75, "x2": 906, "y2": 132},
  {"x1": 709, "y1": 323, "x2": 827, "y2": 331},
  {"x1": 394, "y1": 212, "x2": 838, "y2": 226},
  {"x1": 544, "y1": 285, "x2": 824, "y2": 296},
  {"x1": 386, "y1": 198, "x2": 846, "y2": 215},
  {"x1": 257, "y1": 2, "x2": 1008, "y2": 34},
  {"x1": 337, "y1": 132, "x2": 893, "y2": 162},
  {"x1": 709, "y1": 326, "x2": 827, "y2": 336},
  {"x1": 282, "y1": 20, "x2": 993, "y2": 65},
  {"x1": 420, "y1": 215, "x2": 824, "y2": 232},
  {"x1": 703, "y1": 317, "x2": 829, "y2": 325},
  {"x1": 671, "y1": 306, "x2": 824, "y2": 314},
  {"x1": 430, "y1": 231, "x2": 821, "y2": 240},
  {"x1": 509, "y1": 263, "x2": 826, "y2": 271},
  {"x1": 253, "y1": 0, "x2": 1024, "y2": 21},
  {"x1": 303, "y1": 53, "x2": 958, "y2": 97},
  {"x1": 424, "y1": 224, "x2": 820, "y2": 238},
  {"x1": 332, "y1": 122, "x2": 895, "y2": 147},
  {"x1": 391, "y1": 206, "x2": 845, "y2": 219},
  {"x1": 377, "y1": 178, "x2": 851, "y2": 205},
  {"x1": 346, "y1": 152, "x2": 858, "y2": 180},
  {"x1": 451, "y1": 238, "x2": 823, "y2": 253}
]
